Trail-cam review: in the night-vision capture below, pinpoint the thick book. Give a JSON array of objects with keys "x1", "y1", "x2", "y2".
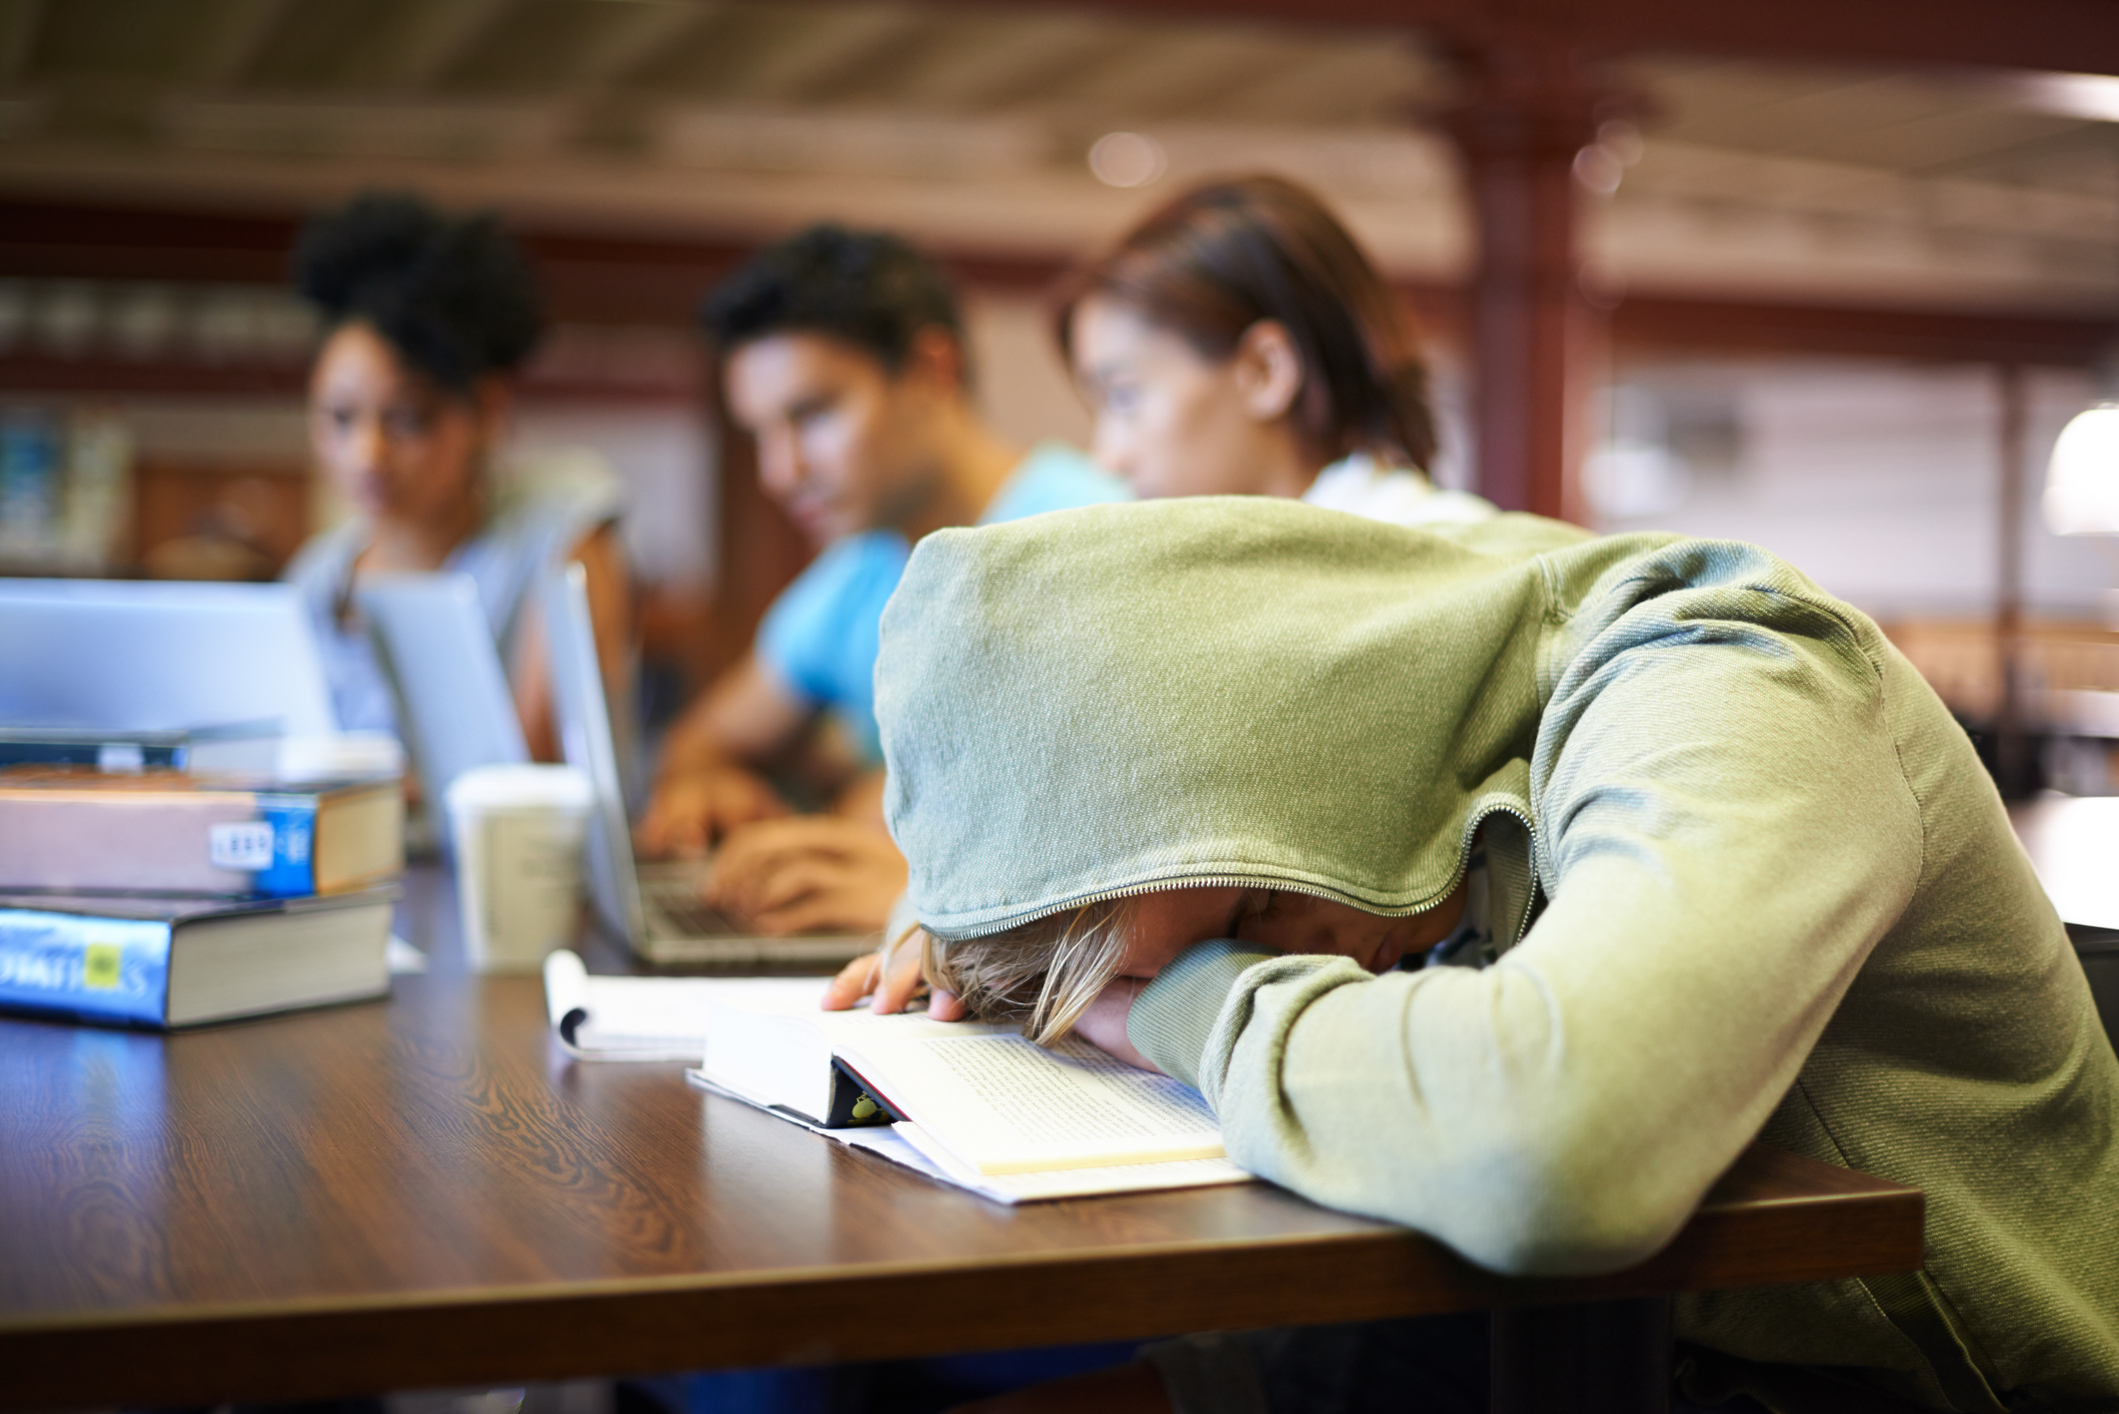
[
  {"x1": 0, "y1": 886, "x2": 398, "y2": 1028},
  {"x1": 682, "y1": 978, "x2": 1251, "y2": 1204},
  {"x1": 0, "y1": 768, "x2": 403, "y2": 897}
]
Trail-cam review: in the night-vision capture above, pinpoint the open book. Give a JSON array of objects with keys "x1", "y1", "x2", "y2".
[{"x1": 683, "y1": 978, "x2": 1251, "y2": 1204}]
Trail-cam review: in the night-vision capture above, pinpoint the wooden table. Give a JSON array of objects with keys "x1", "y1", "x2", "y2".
[{"x1": 0, "y1": 868, "x2": 1924, "y2": 1413}]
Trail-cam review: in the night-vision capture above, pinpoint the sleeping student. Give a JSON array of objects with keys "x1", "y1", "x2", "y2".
[
  {"x1": 848, "y1": 497, "x2": 2119, "y2": 1413},
  {"x1": 1060, "y1": 173, "x2": 1492, "y2": 526},
  {"x1": 637, "y1": 225, "x2": 1127, "y2": 938},
  {"x1": 284, "y1": 192, "x2": 631, "y2": 762},
  {"x1": 821, "y1": 176, "x2": 1495, "y2": 1018}
]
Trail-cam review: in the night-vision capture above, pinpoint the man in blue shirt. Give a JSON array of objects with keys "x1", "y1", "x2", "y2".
[{"x1": 638, "y1": 225, "x2": 1126, "y2": 935}]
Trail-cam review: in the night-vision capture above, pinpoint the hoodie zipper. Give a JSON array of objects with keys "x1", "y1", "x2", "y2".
[
  {"x1": 1469, "y1": 801, "x2": 1542, "y2": 951},
  {"x1": 951, "y1": 800, "x2": 1541, "y2": 945}
]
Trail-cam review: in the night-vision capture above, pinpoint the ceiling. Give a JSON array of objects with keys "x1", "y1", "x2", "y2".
[{"x1": 1, "y1": 0, "x2": 2116, "y2": 310}]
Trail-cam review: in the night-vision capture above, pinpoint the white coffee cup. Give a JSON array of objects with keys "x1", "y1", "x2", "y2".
[{"x1": 445, "y1": 764, "x2": 593, "y2": 973}]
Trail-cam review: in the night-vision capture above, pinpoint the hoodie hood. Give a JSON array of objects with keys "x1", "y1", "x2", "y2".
[{"x1": 876, "y1": 497, "x2": 1593, "y2": 941}]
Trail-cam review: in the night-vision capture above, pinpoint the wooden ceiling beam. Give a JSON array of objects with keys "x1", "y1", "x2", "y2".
[
  {"x1": 4, "y1": 196, "x2": 2112, "y2": 365},
  {"x1": 889, "y1": 12, "x2": 1120, "y2": 112},
  {"x1": 0, "y1": 0, "x2": 45, "y2": 85},
  {"x1": 185, "y1": 0, "x2": 291, "y2": 88},
  {"x1": 384, "y1": 0, "x2": 526, "y2": 91},
  {"x1": 565, "y1": 1, "x2": 721, "y2": 90},
  {"x1": 941, "y1": 0, "x2": 2119, "y2": 80},
  {"x1": 722, "y1": 6, "x2": 933, "y2": 104},
  {"x1": 1610, "y1": 295, "x2": 2119, "y2": 366}
]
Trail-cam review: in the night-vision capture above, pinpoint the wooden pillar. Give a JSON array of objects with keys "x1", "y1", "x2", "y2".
[
  {"x1": 1993, "y1": 362, "x2": 2032, "y2": 796},
  {"x1": 1441, "y1": 38, "x2": 1609, "y2": 520}
]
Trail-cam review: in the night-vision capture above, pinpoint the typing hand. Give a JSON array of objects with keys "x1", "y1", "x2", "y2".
[
  {"x1": 704, "y1": 815, "x2": 909, "y2": 937},
  {"x1": 634, "y1": 765, "x2": 791, "y2": 859},
  {"x1": 1069, "y1": 978, "x2": 1158, "y2": 1072},
  {"x1": 824, "y1": 927, "x2": 966, "y2": 1018}
]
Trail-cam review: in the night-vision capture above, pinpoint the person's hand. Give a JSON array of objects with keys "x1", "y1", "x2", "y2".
[
  {"x1": 1069, "y1": 977, "x2": 1158, "y2": 1071},
  {"x1": 824, "y1": 927, "x2": 966, "y2": 1018},
  {"x1": 704, "y1": 815, "x2": 908, "y2": 936},
  {"x1": 635, "y1": 765, "x2": 790, "y2": 859}
]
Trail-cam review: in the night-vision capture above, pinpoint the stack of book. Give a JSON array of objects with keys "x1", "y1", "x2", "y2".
[{"x1": 0, "y1": 753, "x2": 405, "y2": 1029}]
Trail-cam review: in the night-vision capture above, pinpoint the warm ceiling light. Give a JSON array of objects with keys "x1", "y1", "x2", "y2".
[
  {"x1": 2017, "y1": 72, "x2": 2119, "y2": 123},
  {"x1": 2044, "y1": 403, "x2": 2119, "y2": 535},
  {"x1": 1088, "y1": 132, "x2": 1165, "y2": 188}
]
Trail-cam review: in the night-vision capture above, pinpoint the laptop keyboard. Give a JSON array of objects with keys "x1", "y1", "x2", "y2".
[
  {"x1": 630, "y1": 859, "x2": 874, "y2": 966},
  {"x1": 640, "y1": 875, "x2": 739, "y2": 938}
]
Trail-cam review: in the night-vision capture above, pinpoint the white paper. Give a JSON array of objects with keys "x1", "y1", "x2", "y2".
[
  {"x1": 882, "y1": 1124, "x2": 1251, "y2": 1202},
  {"x1": 544, "y1": 950, "x2": 830, "y2": 1061},
  {"x1": 700, "y1": 991, "x2": 1012, "y2": 1122}
]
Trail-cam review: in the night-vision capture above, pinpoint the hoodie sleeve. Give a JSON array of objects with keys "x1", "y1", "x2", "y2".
[{"x1": 1128, "y1": 603, "x2": 1924, "y2": 1277}]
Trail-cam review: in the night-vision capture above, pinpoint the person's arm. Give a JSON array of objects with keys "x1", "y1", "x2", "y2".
[
  {"x1": 514, "y1": 523, "x2": 632, "y2": 764},
  {"x1": 831, "y1": 765, "x2": 888, "y2": 833},
  {"x1": 642, "y1": 535, "x2": 889, "y2": 856},
  {"x1": 822, "y1": 923, "x2": 967, "y2": 1018},
  {"x1": 634, "y1": 654, "x2": 808, "y2": 857},
  {"x1": 701, "y1": 814, "x2": 908, "y2": 934},
  {"x1": 1125, "y1": 611, "x2": 1924, "y2": 1277}
]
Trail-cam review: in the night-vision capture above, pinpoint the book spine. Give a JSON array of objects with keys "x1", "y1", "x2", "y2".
[
  {"x1": 0, "y1": 790, "x2": 325, "y2": 897},
  {"x1": 252, "y1": 795, "x2": 322, "y2": 898},
  {"x1": 0, "y1": 743, "x2": 186, "y2": 770},
  {"x1": 0, "y1": 909, "x2": 173, "y2": 1026}
]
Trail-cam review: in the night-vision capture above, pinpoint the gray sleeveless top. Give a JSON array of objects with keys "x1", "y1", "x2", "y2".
[{"x1": 283, "y1": 455, "x2": 623, "y2": 734}]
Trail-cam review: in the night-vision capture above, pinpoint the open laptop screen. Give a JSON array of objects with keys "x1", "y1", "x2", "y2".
[
  {"x1": 355, "y1": 573, "x2": 529, "y2": 816},
  {"x1": 0, "y1": 578, "x2": 335, "y2": 737},
  {"x1": 542, "y1": 561, "x2": 646, "y2": 949}
]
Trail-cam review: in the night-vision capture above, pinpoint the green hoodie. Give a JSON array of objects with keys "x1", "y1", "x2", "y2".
[{"x1": 875, "y1": 498, "x2": 2119, "y2": 1412}]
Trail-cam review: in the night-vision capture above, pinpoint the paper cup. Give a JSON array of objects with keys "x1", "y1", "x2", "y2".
[{"x1": 445, "y1": 764, "x2": 592, "y2": 973}]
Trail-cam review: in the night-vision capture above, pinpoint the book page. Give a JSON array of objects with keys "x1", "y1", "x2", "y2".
[
  {"x1": 843, "y1": 1032, "x2": 1224, "y2": 1174},
  {"x1": 850, "y1": 1124, "x2": 1250, "y2": 1204}
]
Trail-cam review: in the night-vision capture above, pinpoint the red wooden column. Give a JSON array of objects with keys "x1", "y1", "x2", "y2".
[{"x1": 1440, "y1": 38, "x2": 1611, "y2": 521}]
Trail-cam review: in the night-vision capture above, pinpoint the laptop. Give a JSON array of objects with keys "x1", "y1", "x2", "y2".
[
  {"x1": 355, "y1": 574, "x2": 528, "y2": 818},
  {"x1": 0, "y1": 578, "x2": 335, "y2": 738},
  {"x1": 542, "y1": 562, "x2": 874, "y2": 968}
]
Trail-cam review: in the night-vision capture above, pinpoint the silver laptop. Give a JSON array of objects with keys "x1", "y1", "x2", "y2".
[
  {"x1": 355, "y1": 574, "x2": 528, "y2": 817},
  {"x1": 542, "y1": 562, "x2": 873, "y2": 968},
  {"x1": 0, "y1": 578, "x2": 335, "y2": 737}
]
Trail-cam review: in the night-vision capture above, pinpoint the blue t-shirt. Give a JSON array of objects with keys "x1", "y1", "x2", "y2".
[{"x1": 756, "y1": 444, "x2": 1128, "y2": 763}]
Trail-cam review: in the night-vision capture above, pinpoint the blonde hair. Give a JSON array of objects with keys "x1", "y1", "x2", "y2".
[{"x1": 921, "y1": 899, "x2": 1137, "y2": 1046}]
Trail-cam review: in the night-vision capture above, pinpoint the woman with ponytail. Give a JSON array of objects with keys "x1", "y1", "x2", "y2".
[{"x1": 1058, "y1": 174, "x2": 1491, "y2": 526}]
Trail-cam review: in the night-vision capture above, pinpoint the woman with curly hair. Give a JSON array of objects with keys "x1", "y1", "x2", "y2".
[{"x1": 282, "y1": 192, "x2": 629, "y2": 759}]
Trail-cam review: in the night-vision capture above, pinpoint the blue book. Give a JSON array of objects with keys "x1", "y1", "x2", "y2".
[{"x1": 0, "y1": 887, "x2": 397, "y2": 1029}]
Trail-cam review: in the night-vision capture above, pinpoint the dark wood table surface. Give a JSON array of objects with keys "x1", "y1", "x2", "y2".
[{"x1": 0, "y1": 867, "x2": 1924, "y2": 1412}]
